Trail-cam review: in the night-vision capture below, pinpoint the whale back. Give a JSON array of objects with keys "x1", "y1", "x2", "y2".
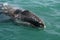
[{"x1": 19, "y1": 10, "x2": 45, "y2": 28}]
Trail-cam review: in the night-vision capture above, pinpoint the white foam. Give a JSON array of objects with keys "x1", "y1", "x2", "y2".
[
  {"x1": 44, "y1": 25, "x2": 46, "y2": 28},
  {"x1": 3, "y1": 3, "x2": 8, "y2": 6}
]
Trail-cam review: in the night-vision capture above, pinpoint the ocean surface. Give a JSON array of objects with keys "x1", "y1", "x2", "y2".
[{"x1": 0, "y1": 0, "x2": 60, "y2": 40}]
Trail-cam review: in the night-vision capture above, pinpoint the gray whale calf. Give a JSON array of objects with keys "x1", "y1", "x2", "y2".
[{"x1": 0, "y1": 3, "x2": 46, "y2": 28}]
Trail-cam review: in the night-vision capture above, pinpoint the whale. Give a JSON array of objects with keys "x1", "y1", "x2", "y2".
[{"x1": 0, "y1": 3, "x2": 46, "y2": 28}]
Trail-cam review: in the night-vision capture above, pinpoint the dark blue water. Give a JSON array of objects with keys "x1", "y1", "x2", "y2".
[{"x1": 0, "y1": 0, "x2": 60, "y2": 40}]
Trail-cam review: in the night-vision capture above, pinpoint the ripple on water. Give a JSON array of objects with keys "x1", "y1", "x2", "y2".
[{"x1": 0, "y1": 0, "x2": 60, "y2": 40}]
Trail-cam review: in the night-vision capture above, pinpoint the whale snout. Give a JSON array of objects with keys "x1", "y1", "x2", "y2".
[
  {"x1": 34, "y1": 20, "x2": 46, "y2": 28},
  {"x1": 39, "y1": 22, "x2": 46, "y2": 28},
  {"x1": 39, "y1": 23, "x2": 44, "y2": 28}
]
